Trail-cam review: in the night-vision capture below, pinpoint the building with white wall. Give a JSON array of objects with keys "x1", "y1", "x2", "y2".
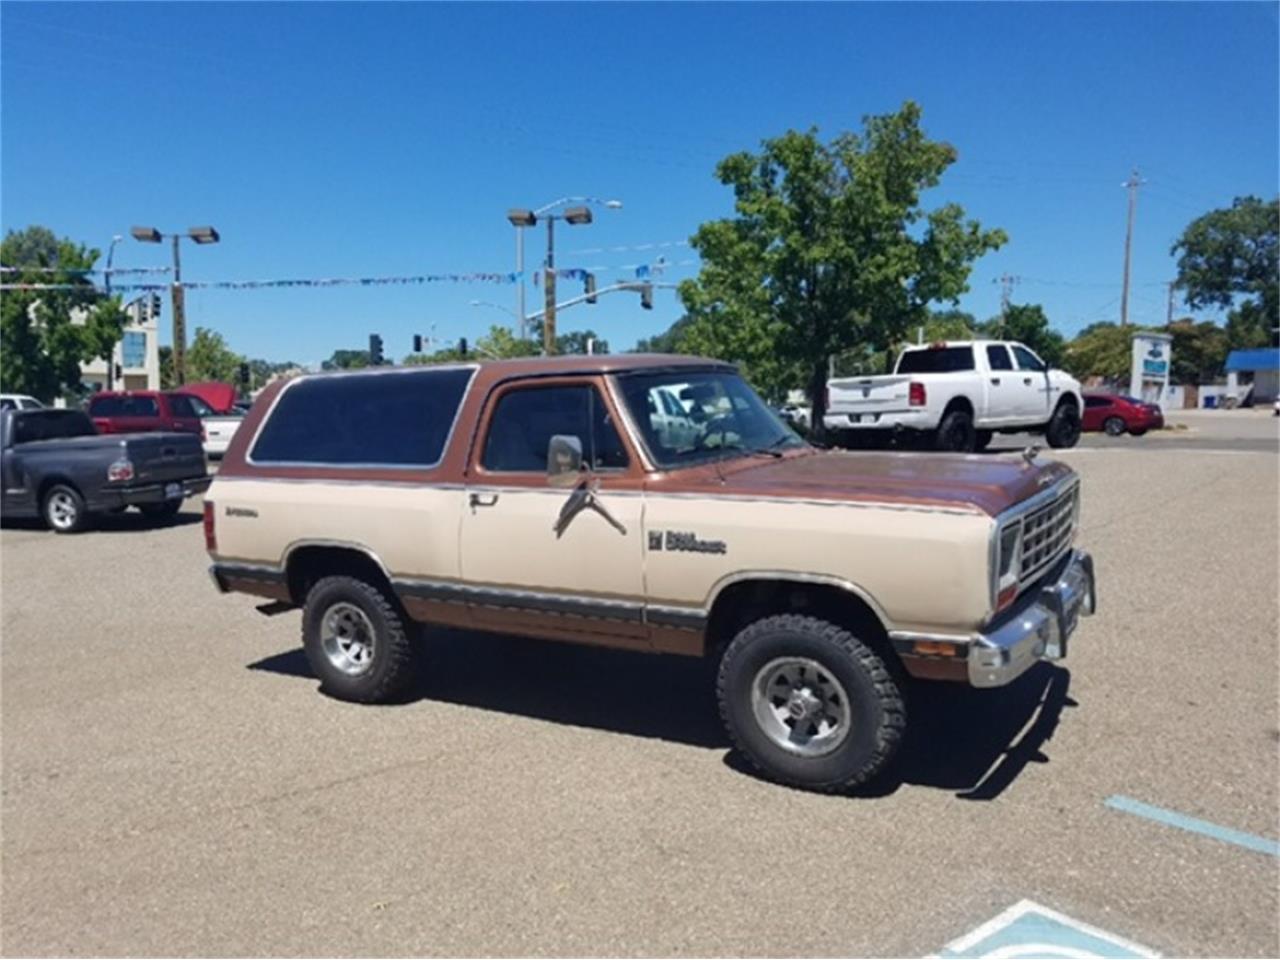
[{"x1": 80, "y1": 296, "x2": 161, "y2": 392}]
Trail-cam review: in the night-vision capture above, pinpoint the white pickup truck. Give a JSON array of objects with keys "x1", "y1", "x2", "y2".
[{"x1": 824, "y1": 340, "x2": 1083, "y2": 452}]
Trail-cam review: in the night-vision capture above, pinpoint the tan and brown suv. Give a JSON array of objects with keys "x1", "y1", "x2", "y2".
[{"x1": 206, "y1": 355, "x2": 1096, "y2": 791}]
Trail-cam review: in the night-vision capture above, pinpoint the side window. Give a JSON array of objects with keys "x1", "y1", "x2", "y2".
[
  {"x1": 130, "y1": 397, "x2": 160, "y2": 417},
  {"x1": 481, "y1": 384, "x2": 629, "y2": 473},
  {"x1": 1084, "y1": 396, "x2": 1109, "y2": 409},
  {"x1": 169, "y1": 395, "x2": 197, "y2": 418},
  {"x1": 251, "y1": 368, "x2": 474, "y2": 466},
  {"x1": 1012, "y1": 346, "x2": 1045, "y2": 372},
  {"x1": 986, "y1": 345, "x2": 1014, "y2": 371},
  {"x1": 0, "y1": 399, "x2": 13, "y2": 411}
]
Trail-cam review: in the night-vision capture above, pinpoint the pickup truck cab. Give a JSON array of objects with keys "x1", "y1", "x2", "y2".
[
  {"x1": 87, "y1": 390, "x2": 202, "y2": 437},
  {"x1": 206, "y1": 356, "x2": 1095, "y2": 791},
  {"x1": 825, "y1": 340, "x2": 1083, "y2": 452},
  {"x1": 1, "y1": 408, "x2": 210, "y2": 532}
]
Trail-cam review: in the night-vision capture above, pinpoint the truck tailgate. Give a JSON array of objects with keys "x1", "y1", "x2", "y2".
[
  {"x1": 122, "y1": 432, "x2": 207, "y2": 483},
  {"x1": 827, "y1": 375, "x2": 914, "y2": 417}
]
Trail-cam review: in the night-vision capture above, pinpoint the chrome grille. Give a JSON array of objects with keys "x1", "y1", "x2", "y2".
[{"x1": 1019, "y1": 483, "x2": 1078, "y2": 587}]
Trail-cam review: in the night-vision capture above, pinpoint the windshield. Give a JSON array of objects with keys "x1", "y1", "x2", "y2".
[{"x1": 616, "y1": 369, "x2": 805, "y2": 469}]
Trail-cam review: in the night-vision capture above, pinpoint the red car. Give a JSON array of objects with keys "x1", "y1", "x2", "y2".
[
  {"x1": 1082, "y1": 393, "x2": 1165, "y2": 436},
  {"x1": 86, "y1": 391, "x2": 203, "y2": 436}
]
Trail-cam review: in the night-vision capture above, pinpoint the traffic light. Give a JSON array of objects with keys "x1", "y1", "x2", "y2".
[
  {"x1": 369, "y1": 333, "x2": 384, "y2": 366},
  {"x1": 148, "y1": 293, "x2": 161, "y2": 319},
  {"x1": 238, "y1": 362, "x2": 250, "y2": 387},
  {"x1": 458, "y1": 337, "x2": 468, "y2": 357},
  {"x1": 413, "y1": 334, "x2": 423, "y2": 353},
  {"x1": 585, "y1": 273, "x2": 597, "y2": 304},
  {"x1": 640, "y1": 283, "x2": 653, "y2": 310}
]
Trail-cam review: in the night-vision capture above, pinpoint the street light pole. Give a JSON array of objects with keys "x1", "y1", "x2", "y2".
[
  {"x1": 131, "y1": 225, "x2": 218, "y2": 387},
  {"x1": 544, "y1": 216, "x2": 557, "y2": 355},
  {"x1": 515, "y1": 229, "x2": 525, "y2": 341}
]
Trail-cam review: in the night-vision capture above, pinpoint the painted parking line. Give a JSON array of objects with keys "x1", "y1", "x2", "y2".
[
  {"x1": 1105, "y1": 795, "x2": 1280, "y2": 858},
  {"x1": 932, "y1": 899, "x2": 1159, "y2": 959}
]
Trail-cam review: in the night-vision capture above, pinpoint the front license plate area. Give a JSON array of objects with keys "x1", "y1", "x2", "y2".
[{"x1": 165, "y1": 483, "x2": 182, "y2": 501}]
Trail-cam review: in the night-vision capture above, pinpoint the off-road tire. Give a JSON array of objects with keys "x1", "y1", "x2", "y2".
[
  {"x1": 974, "y1": 430, "x2": 994, "y2": 451},
  {"x1": 139, "y1": 500, "x2": 183, "y2": 519},
  {"x1": 42, "y1": 483, "x2": 88, "y2": 534},
  {"x1": 935, "y1": 409, "x2": 977, "y2": 452},
  {"x1": 1045, "y1": 401, "x2": 1082, "y2": 449},
  {"x1": 1103, "y1": 416, "x2": 1126, "y2": 437},
  {"x1": 302, "y1": 575, "x2": 416, "y2": 704},
  {"x1": 717, "y1": 614, "x2": 905, "y2": 792}
]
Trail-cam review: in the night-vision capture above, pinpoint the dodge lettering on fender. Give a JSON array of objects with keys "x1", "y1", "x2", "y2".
[{"x1": 206, "y1": 355, "x2": 1096, "y2": 791}]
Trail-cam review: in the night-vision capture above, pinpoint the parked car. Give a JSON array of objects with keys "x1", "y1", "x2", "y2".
[
  {"x1": 206, "y1": 355, "x2": 1095, "y2": 792},
  {"x1": 177, "y1": 381, "x2": 238, "y2": 414},
  {"x1": 824, "y1": 340, "x2": 1083, "y2": 451},
  {"x1": 0, "y1": 408, "x2": 210, "y2": 533},
  {"x1": 0, "y1": 394, "x2": 44, "y2": 411},
  {"x1": 1082, "y1": 393, "x2": 1164, "y2": 436},
  {"x1": 86, "y1": 391, "x2": 203, "y2": 436},
  {"x1": 178, "y1": 393, "x2": 245, "y2": 459}
]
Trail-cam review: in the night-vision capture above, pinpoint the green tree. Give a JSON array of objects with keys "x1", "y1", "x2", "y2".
[
  {"x1": 0, "y1": 226, "x2": 129, "y2": 401},
  {"x1": 158, "y1": 346, "x2": 175, "y2": 389},
  {"x1": 554, "y1": 329, "x2": 609, "y2": 355},
  {"x1": 979, "y1": 303, "x2": 1066, "y2": 367},
  {"x1": 1166, "y1": 318, "x2": 1229, "y2": 384},
  {"x1": 1172, "y1": 196, "x2": 1278, "y2": 348},
  {"x1": 185, "y1": 327, "x2": 245, "y2": 383},
  {"x1": 1063, "y1": 322, "x2": 1155, "y2": 381},
  {"x1": 634, "y1": 315, "x2": 695, "y2": 353},
  {"x1": 322, "y1": 349, "x2": 372, "y2": 370},
  {"x1": 678, "y1": 102, "x2": 1006, "y2": 423}
]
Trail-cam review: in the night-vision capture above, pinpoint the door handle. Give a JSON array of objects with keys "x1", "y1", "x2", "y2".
[
  {"x1": 1023, "y1": 377, "x2": 1033, "y2": 385},
  {"x1": 468, "y1": 492, "x2": 499, "y2": 509},
  {"x1": 990, "y1": 377, "x2": 1001, "y2": 386}
]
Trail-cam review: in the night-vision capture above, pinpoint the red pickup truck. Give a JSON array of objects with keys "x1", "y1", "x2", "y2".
[{"x1": 86, "y1": 391, "x2": 203, "y2": 436}]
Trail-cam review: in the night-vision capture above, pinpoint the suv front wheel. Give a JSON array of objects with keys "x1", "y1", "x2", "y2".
[
  {"x1": 301, "y1": 576, "x2": 416, "y2": 703},
  {"x1": 717, "y1": 614, "x2": 905, "y2": 791}
]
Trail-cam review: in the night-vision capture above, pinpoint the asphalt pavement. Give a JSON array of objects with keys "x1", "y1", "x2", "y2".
[{"x1": 2, "y1": 412, "x2": 1277, "y2": 957}]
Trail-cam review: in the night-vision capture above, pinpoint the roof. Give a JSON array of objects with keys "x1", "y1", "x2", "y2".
[
  {"x1": 300, "y1": 353, "x2": 734, "y2": 382},
  {"x1": 1225, "y1": 348, "x2": 1280, "y2": 373}
]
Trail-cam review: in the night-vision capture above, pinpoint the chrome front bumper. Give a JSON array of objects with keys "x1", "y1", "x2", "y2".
[{"x1": 968, "y1": 550, "x2": 1096, "y2": 687}]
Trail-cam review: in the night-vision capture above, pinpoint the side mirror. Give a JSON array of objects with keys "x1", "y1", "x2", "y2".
[{"x1": 547, "y1": 434, "x2": 584, "y2": 488}]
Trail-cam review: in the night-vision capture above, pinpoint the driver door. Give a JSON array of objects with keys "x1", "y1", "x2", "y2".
[{"x1": 459, "y1": 377, "x2": 649, "y2": 648}]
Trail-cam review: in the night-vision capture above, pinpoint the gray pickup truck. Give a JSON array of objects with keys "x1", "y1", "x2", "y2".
[{"x1": 0, "y1": 408, "x2": 211, "y2": 533}]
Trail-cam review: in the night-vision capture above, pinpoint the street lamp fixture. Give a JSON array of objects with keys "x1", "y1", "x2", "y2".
[
  {"x1": 130, "y1": 222, "x2": 221, "y2": 385},
  {"x1": 506, "y1": 209, "x2": 537, "y2": 228},
  {"x1": 563, "y1": 206, "x2": 593, "y2": 226}
]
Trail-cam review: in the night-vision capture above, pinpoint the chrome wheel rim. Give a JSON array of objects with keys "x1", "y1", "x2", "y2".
[
  {"x1": 320, "y1": 602, "x2": 377, "y2": 676},
  {"x1": 1104, "y1": 418, "x2": 1124, "y2": 436},
  {"x1": 47, "y1": 491, "x2": 77, "y2": 529},
  {"x1": 751, "y1": 657, "x2": 852, "y2": 757}
]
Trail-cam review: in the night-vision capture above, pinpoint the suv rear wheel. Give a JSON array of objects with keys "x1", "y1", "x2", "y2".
[
  {"x1": 302, "y1": 576, "x2": 416, "y2": 703},
  {"x1": 717, "y1": 614, "x2": 905, "y2": 792}
]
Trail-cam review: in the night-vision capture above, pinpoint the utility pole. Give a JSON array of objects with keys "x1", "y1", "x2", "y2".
[
  {"x1": 544, "y1": 216, "x2": 557, "y2": 355},
  {"x1": 170, "y1": 234, "x2": 187, "y2": 385},
  {"x1": 1120, "y1": 168, "x2": 1145, "y2": 327},
  {"x1": 1166, "y1": 281, "x2": 1177, "y2": 326},
  {"x1": 996, "y1": 273, "x2": 1019, "y2": 336}
]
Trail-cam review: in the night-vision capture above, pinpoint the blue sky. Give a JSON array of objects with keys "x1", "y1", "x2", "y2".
[{"x1": 3, "y1": 2, "x2": 1276, "y2": 367}]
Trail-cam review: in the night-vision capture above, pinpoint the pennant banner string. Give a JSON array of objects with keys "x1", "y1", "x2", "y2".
[{"x1": 1, "y1": 271, "x2": 523, "y2": 292}]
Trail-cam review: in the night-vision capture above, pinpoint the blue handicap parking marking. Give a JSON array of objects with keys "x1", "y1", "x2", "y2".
[{"x1": 933, "y1": 899, "x2": 1160, "y2": 959}]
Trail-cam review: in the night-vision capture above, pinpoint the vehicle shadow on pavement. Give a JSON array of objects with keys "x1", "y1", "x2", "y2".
[
  {"x1": 0, "y1": 510, "x2": 202, "y2": 534},
  {"x1": 251, "y1": 635, "x2": 1074, "y2": 797}
]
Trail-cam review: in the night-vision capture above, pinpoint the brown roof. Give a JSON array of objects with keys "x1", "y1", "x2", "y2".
[{"x1": 432, "y1": 353, "x2": 732, "y2": 378}]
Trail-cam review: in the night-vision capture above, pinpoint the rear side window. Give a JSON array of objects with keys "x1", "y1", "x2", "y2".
[
  {"x1": 1084, "y1": 396, "x2": 1110, "y2": 409},
  {"x1": 897, "y1": 346, "x2": 975, "y2": 374},
  {"x1": 89, "y1": 396, "x2": 159, "y2": 417},
  {"x1": 250, "y1": 368, "x2": 474, "y2": 467},
  {"x1": 168, "y1": 395, "x2": 198, "y2": 418},
  {"x1": 481, "y1": 384, "x2": 628, "y2": 472},
  {"x1": 12, "y1": 411, "x2": 96, "y2": 443},
  {"x1": 986, "y1": 345, "x2": 1013, "y2": 371}
]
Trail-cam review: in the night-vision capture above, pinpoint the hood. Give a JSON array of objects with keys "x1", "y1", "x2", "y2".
[
  {"x1": 178, "y1": 381, "x2": 237, "y2": 413},
  {"x1": 668, "y1": 449, "x2": 1075, "y2": 516}
]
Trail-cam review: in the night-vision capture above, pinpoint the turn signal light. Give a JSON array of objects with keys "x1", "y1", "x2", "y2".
[
  {"x1": 203, "y1": 501, "x2": 217, "y2": 552},
  {"x1": 908, "y1": 382, "x2": 926, "y2": 406},
  {"x1": 912, "y1": 640, "x2": 958, "y2": 657},
  {"x1": 107, "y1": 459, "x2": 134, "y2": 482},
  {"x1": 997, "y1": 584, "x2": 1019, "y2": 611}
]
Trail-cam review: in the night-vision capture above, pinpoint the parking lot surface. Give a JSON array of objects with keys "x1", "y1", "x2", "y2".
[{"x1": 2, "y1": 415, "x2": 1277, "y2": 957}]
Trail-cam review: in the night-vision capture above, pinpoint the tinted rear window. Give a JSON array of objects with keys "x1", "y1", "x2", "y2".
[
  {"x1": 250, "y1": 367, "x2": 474, "y2": 467},
  {"x1": 897, "y1": 346, "x2": 975, "y2": 374},
  {"x1": 90, "y1": 395, "x2": 159, "y2": 417},
  {"x1": 168, "y1": 395, "x2": 198, "y2": 418},
  {"x1": 11, "y1": 411, "x2": 96, "y2": 443}
]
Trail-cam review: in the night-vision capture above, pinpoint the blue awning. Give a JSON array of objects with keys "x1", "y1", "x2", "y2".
[{"x1": 1225, "y1": 348, "x2": 1280, "y2": 373}]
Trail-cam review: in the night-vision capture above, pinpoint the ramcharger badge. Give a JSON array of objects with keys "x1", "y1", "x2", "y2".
[{"x1": 649, "y1": 530, "x2": 727, "y2": 555}]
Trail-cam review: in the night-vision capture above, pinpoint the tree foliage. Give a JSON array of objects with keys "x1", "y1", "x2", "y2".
[
  {"x1": 185, "y1": 327, "x2": 243, "y2": 383},
  {"x1": 0, "y1": 226, "x2": 128, "y2": 401},
  {"x1": 1166, "y1": 318, "x2": 1229, "y2": 385},
  {"x1": 980, "y1": 303, "x2": 1066, "y2": 367},
  {"x1": 1063, "y1": 322, "x2": 1152, "y2": 382},
  {"x1": 1172, "y1": 196, "x2": 1278, "y2": 348},
  {"x1": 678, "y1": 102, "x2": 1006, "y2": 415},
  {"x1": 322, "y1": 349, "x2": 373, "y2": 370},
  {"x1": 633, "y1": 315, "x2": 695, "y2": 353}
]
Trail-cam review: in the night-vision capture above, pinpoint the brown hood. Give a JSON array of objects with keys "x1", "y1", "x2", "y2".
[{"x1": 654, "y1": 449, "x2": 1075, "y2": 517}]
